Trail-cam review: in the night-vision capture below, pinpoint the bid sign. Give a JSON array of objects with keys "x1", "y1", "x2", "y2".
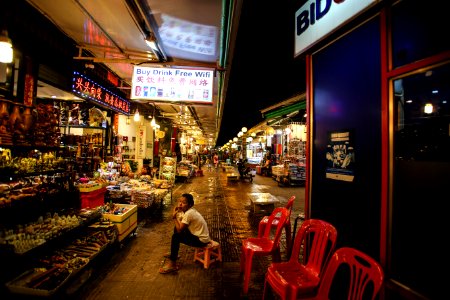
[{"x1": 294, "y1": 0, "x2": 376, "y2": 56}]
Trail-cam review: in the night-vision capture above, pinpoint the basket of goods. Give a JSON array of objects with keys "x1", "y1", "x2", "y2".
[
  {"x1": 6, "y1": 267, "x2": 71, "y2": 296},
  {"x1": 130, "y1": 190, "x2": 155, "y2": 208}
]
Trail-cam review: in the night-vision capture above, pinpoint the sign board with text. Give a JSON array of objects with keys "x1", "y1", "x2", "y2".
[
  {"x1": 130, "y1": 66, "x2": 214, "y2": 104},
  {"x1": 136, "y1": 125, "x2": 146, "y2": 159},
  {"x1": 294, "y1": 0, "x2": 376, "y2": 57},
  {"x1": 72, "y1": 72, "x2": 131, "y2": 114}
]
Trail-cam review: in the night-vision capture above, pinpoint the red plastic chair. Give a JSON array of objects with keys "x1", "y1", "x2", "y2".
[
  {"x1": 302, "y1": 247, "x2": 384, "y2": 300},
  {"x1": 258, "y1": 196, "x2": 295, "y2": 254},
  {"x1": 240, "y1": 207, "x2": 289, "y2": 295},
  {"x1": 263, "y1": 219, "x2": 338, "y2": 300}
]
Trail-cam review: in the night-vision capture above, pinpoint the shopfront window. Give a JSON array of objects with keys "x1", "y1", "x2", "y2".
[
  {"x1": 391, "y1": 0, "x2": 450, "y2": 68},
  {"x1": 394, "y1": 63, "x2": 450, "y2": 161},
  {"x1": 392, "y1": 62, "x2": 450, "y2": 299}
]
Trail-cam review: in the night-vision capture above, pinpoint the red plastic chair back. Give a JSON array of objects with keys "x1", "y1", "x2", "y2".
[
  {"x1": 262, "y1": 219, "x2": 338, "y2": 300},
  {"x1": 309, "y1": 247, "x2": 384, "y2": 300},
  {"x1": 290, "y1": 219, "x2": 338, "y2": 277},
  {"x1": 284, "y1": 195, "x2": 295, "y2": 224},
  {"x1": 258, "y1": 195, "x2": 295, "y2": 237},
  {"x1": 241, "y1": 207, "x2": 289, "y2": 294},
  {"x1": 260, "y1": 207, "x2": 289, "y2": 242},
  {"x1": 285, "y1": 195, "x2": 295, "y2": 214}
]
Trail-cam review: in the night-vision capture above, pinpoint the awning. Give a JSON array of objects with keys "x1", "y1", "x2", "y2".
[{"x1": 263, "y1": 101, "x2": 306, "y2": 120}]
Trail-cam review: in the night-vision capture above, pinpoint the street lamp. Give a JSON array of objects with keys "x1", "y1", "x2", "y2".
[{"x1": 241, "y1": 127, "x2": 248, "y2": 160}]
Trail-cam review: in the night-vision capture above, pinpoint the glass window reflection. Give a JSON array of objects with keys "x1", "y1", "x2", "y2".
[{"x1": 394, "y1": 63, "x2": 450, "y2": 161}]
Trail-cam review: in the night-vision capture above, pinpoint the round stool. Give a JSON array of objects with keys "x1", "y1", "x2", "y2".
[{"x1": 193, "y1": 240, "x2": 222, "y2": 269}]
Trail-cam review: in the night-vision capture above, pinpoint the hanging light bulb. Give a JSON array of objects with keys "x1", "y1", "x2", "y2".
[
  {"x1": 0, "y1": 30, "x2": 13, "y2": 63},
  {"x1": 424, "y1": 103, "x2": 433, "y2": 114},
  {"x1": 150, "y1": 117, "x2": 156, "y2": 127},
  {"x1": 134, "y1": 109, "x2": 140, "y2": 122},
  {"x1": 126, "y1": 116, "x2": 131, "y2": 125}
]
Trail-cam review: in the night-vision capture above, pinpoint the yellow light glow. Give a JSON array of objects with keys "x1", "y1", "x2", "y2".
[{"x1": 134, "y1": 109, "x2": 140, "y2": 121}]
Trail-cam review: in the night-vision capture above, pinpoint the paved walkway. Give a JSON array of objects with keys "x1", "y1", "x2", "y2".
[{"x1": 69, "y1": 166, "x2": 305, "y2": 299}]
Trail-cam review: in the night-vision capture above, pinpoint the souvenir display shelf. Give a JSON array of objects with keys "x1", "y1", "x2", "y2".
[{"x1": 159, "y1": 156, "x2": 176, "y2": 184}]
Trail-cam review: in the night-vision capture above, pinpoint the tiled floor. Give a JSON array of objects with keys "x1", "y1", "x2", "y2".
[{"x1": 8, "y1": 167, "x2": 305, "y2": 300}]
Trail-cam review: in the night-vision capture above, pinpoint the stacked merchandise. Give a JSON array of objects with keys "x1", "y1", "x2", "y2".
[
  {"x1": 3, "y1": 207, "x2": 117, "y2": 297},
  {"x1": 34, "y1": 102, "x2": 60, "y2": 147}
]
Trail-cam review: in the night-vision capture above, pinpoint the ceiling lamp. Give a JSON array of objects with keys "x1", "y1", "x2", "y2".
[
  {"x1": 0, "y1": 30, "x2": 13, "y2": 63},
  {"x1": 134, "y1": 109, "x2": 140, "y2": 122}
]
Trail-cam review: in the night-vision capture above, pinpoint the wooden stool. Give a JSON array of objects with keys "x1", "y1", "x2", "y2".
[{"x1": 193, "y1": 240, "x2": 222, "y2": 269}]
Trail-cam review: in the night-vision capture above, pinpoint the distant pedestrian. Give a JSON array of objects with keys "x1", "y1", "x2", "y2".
[
  {"x1": 205, "y1": 157, "x2": 212, "y2": 171},
  {"x1": 213, "y1": 153, "x2": 219, "y2": 169}
]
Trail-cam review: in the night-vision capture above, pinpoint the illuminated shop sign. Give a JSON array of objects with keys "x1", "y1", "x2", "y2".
[
  {"x1": 72, "y1": 71, "x2": 131, "y2": 114},
  {"x1": 130, "y1": 66, "x2": 214, "y2": 104},
  {"x1": 294, "y1": 0, "x2": 376, "y2": 56},
  {"x1": 159, "y1": 14, "x2": 218, "y2": 62}
]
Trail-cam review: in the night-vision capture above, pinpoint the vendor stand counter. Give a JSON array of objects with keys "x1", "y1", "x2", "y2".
[
  {"x1": 247, "y1": 193, "x2": 280, "y2": 214},
  {"x1": 131, "y1": 189, "x2": 169, "y2": 208},
  {"x1": 106, "y1": 178, "x2": 173, "y2": 207},
  {"x1": 80, "y1": 187, "x2": 107, "y2": 208},
  {"x1": 102, "y1": 204, "x2": 137, "y2": 242},
  {"x1": 227, "y1": 172, "x2": 240, "y2": 182},
  {"x1": 224, "y1": 166, "x2": 235, "y2": 173}
]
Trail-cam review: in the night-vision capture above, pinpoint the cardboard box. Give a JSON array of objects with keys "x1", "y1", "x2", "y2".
[{"x1": 102, "y1": 204, "x2": 137, "y2": 242}]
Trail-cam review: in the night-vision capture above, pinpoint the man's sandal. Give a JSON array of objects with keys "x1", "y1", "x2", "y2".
[{"x1": 159, "y1": 264, "x2": 179, "y2": 274}]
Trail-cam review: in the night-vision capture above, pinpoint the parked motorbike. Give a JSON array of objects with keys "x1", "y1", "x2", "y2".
[{"x1": 237, "y1": 159, "x2": 253, "y2": 182}]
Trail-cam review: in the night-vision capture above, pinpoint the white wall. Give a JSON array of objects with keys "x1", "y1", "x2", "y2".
[{"x1": 117, "y1": 114, "x2": 154, "y2": 171}]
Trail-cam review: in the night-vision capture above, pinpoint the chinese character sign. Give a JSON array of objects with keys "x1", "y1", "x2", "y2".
[
  {"x1": 131, "y1": 66, "x2": 214, "y2": 104},
  {"x1": 159, "y1": 14, "x2": 218, "y2": 62},
  {"x1": 136, "y1": 125, "x2": 146, "y2": 159},
  {"x1": 72, "y1": 72, "x2": 131, "y2": 114}
]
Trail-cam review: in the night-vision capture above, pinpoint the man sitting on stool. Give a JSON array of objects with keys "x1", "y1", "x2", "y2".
[
  {"x1": 237, "y1": 159, "x2": 250, "y2": 179},
  {"x1": 261, "y1": 158, "x2": 272, "y2": 176}
]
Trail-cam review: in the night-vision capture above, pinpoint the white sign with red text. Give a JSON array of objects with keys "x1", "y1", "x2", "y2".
[{"x1": 131, "y1": 66, "x2": 214, "y2": 104}]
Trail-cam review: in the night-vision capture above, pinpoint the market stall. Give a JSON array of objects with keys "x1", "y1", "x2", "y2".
[{"x1": 106, "y1": 177, "x2": 172, "y2": 209}]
